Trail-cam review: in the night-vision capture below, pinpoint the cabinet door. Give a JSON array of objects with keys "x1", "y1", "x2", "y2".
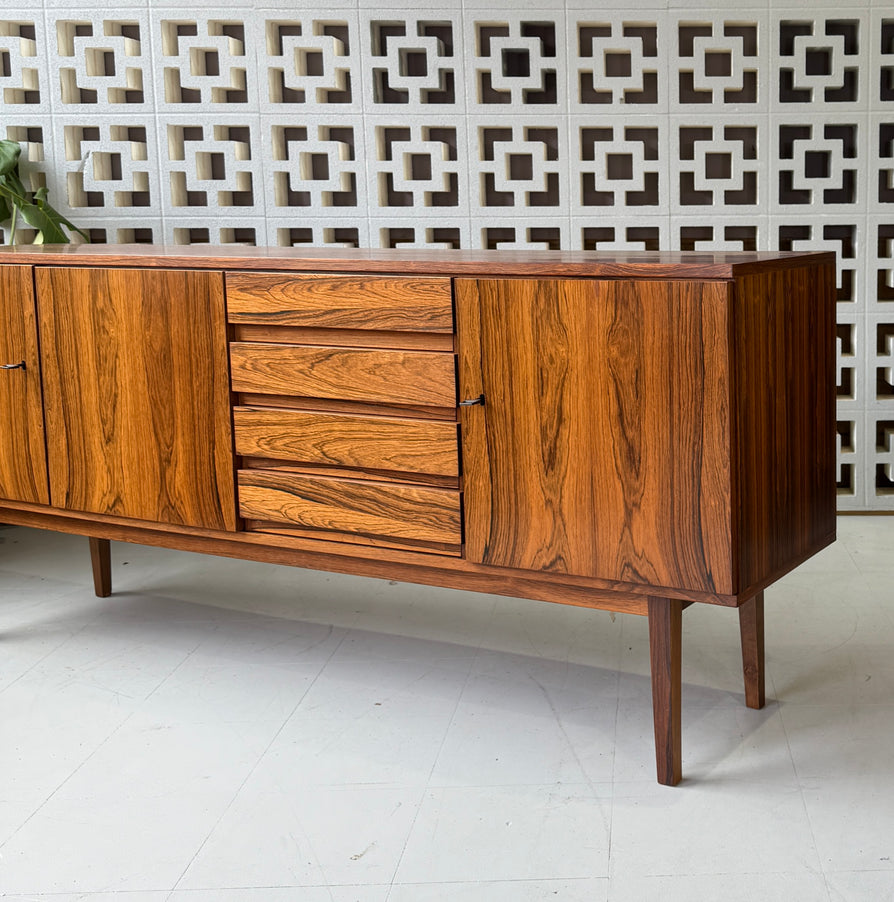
[
  {"x1": 36, "y1": 267, "x2": 236, "y2": 531},
  {"x1": 0, "y1": 265, "x2": 49, "y2": 504},
  {"x1": 456, "y1": 278, "x2": 734, "y2": 595}
]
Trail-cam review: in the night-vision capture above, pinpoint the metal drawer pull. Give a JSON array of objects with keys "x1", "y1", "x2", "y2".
[
  {"x1": 1, "y1": 360, "x2": 26, "y2": 371},
  {"x1": 459, "y1": 393, "x2": 485, "y2": 407}
]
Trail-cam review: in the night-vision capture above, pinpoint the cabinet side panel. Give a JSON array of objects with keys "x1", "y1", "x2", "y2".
[
  {"x1": 36, "y1": 267, "x2": 236, "y2": 531},
  {"x1": 457, "y1": 278, "x2": 733, "y2": 594},
  {"x1": 0, "y1": 266, "x2": 49, "y2": 505},
  {"x1": 734, "y1": 264, "x2": 837, "y2": 591}
]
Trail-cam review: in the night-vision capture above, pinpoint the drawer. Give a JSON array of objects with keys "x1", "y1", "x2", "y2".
[
  {"x1": 234, "y1": 407, "x2": 459, "y2": 476},
  {"x1": 226, "y1": 272, "x2": 454, "y2": 333},
  {"x1": 238, "y1": 470, "x2": 462, "y2": 545},
  {"x1": 229, "y1": 343, "x2": 456, "y2": 407}
]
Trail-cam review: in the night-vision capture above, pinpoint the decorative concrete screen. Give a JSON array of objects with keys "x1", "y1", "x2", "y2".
[{"x1": 0, "y1": 5, "x2": 892, "y2": 510}]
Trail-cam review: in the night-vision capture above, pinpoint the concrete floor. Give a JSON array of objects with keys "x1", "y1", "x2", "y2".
[{"x1": 1, "y1": 518, "x2": 892, "y2": 901}]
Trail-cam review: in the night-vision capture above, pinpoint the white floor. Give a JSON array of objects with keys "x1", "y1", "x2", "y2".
[{"x1": 0, "y1": 518, "x2": 893, "y2": 901}]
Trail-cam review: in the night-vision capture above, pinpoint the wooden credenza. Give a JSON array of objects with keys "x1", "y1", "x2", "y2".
[{"x1": 0, "y1": 245, "x2": 837, "y2": 785}]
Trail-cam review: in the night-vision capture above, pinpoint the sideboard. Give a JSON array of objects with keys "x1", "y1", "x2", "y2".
[{"x1": 0, "y1": 245, "x2": 836, "y2": 785}]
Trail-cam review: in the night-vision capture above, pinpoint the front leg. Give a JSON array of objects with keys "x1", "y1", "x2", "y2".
[
  {"x1": 738, "y1": 591, "x2": 765, "y2": 709},
  {"x1": 647, "y1": 596, "x2": 684, "y2": 786},
  {"x1": 89, "y1": 537, "x2": 112, "y2": 598}
]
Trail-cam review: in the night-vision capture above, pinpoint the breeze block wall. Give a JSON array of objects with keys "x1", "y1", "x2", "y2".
[{"x1": 1, "y1": 2, "x2": 892, "y2": 510}]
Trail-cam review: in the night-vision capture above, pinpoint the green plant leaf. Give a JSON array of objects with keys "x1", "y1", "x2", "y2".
[
  {"x1": 32, "y1": 188, "x2": 89, "y2": 242},
  {"x1": 0, "y1": 171, "x2": 29, "y2": 206},
  {"x1": 0, "y1": 139, "x2": 87, "y2": 244},
  {"x1": 17, "y1": 202, "x2": 70, "y2": 244},
  {"x1": 0, "y1": 139, "x2": 22, "y2": 178}
]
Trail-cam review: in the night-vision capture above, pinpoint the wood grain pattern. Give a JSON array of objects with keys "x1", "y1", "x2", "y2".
[
  {"x1": 230, "y1": 342, "x2": 457, "y2": 407},
  {"x1": 732, "y1": 265, "x2": 837, "y2": 594},
  {"x1": 1, "y1": 244, "x2": 835, "y2": 281},
  {"x1": 739, "y1": 591, "x2": 765, "y2": 709},
  {"x1": 457, "y1": 278, "x2": 733, "y2": 593},
  {"x1": 226, "y1": 272, "x2": 454, "y2": 332},
  {"x1": 238, "y1": 469, "x2": 461, "y2": 545},
  {"x1": 234, "y1": 407, "x2": 459, "y2": 476},
  {"x1": 0, "y1": 265, "x2": 49, "y2": 504},
  {"x1": 648, "y1": 596, "x2": 684, "y2": 786},
  {"x1": 36, "y1": 267, "x2": 236, "y2": 530}
]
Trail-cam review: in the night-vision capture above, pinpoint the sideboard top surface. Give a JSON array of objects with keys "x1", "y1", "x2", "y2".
[{"x1": 0, "y1": 245, "x2": 834, "y2": 280}]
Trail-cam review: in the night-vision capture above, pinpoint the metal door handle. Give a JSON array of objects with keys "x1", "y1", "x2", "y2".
[
  {"x1": 1, "y1": 361, "x2": 26, "y2": 371},
  {"x1": 459, "y1": 393, "x2": 485, "y2": 407}
]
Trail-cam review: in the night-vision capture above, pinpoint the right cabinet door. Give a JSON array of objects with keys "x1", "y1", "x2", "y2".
[{"x1": 456, "y1": 277, "x2": 735, "y2": 595}]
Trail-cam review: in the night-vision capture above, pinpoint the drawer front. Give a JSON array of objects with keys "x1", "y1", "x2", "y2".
[
  {"x1": 226, "y1": 272, "x2": 454, "y2": 333},
  {"x1": 234, "y1": 407, "x2": 459, "y2": 476},
  {"x1": 238, "y1": 470, "x2": 462, "y2": 545},
  {"x1": 230, "y1": 343, "x2": 457, "y2": 407}
]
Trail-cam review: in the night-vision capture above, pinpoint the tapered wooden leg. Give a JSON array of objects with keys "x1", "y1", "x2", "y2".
[
  {"x1": 647, "y1": 596, "x2": 683, "y2": 786},
  {"x1": 738, "y1": 590, "x2": 765, "y2": 709},
  {"x1": 89, "y1": 537, "x2": 112, "y2": 598}
]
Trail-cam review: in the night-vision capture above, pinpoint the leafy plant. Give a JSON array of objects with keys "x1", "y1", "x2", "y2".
[{"x1": 0, "y1": 139, "x2": 88, "y2": 245}]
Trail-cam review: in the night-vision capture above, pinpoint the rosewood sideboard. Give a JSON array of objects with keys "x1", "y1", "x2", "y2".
[{"x1": 0, "y1": 245, "x2": 837, "y2": 785}]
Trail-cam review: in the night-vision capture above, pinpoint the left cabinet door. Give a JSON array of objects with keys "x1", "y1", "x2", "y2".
[
  {"x1": 36, "y1": 267, "x2": 236, "y2": 531},
  {"x1": 0, "y1": 265, "x2": 49, "y2": 504}
]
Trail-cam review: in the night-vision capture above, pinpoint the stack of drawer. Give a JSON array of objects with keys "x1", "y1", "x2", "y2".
[{"x1": 225, "y1": 272, "x2": 462, "y2": 554}]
